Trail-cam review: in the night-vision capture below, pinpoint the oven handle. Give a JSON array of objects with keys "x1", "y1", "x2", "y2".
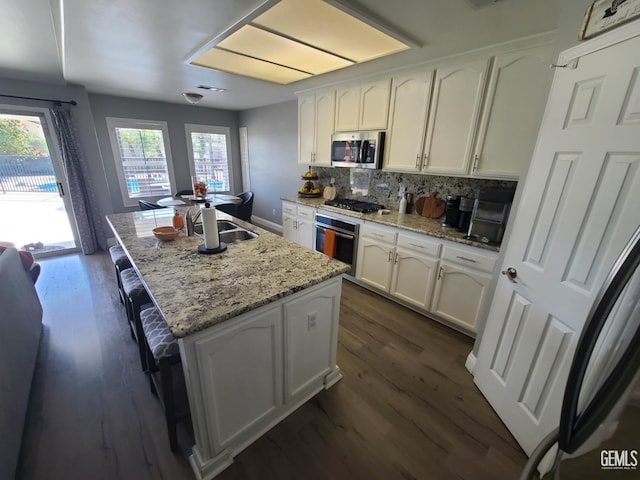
[{"x1": 316, "y1": 226, "x2": 355, "y2": 241}]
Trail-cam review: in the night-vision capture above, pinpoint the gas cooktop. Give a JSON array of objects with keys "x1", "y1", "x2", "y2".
[{"x1": 324, "y1": 199, "x2": 385, "y2": 213}]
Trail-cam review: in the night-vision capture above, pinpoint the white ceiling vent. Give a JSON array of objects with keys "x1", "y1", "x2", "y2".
[{"x1": 464, "y1": 0, "x2": 502, "y2": 9}]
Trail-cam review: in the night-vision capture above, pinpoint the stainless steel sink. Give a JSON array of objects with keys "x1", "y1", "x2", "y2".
[
  {"x1": 217, "y1": 220, "x2": 239, "y2": 232},
  {"x1": 192, "y1": 221, "x2": 258, "y2": 243},
  {"x1": 219, "y1": 229, "x2": 258, "y2": 243}
]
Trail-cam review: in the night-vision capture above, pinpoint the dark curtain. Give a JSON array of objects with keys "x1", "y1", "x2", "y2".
[{"x1": 50, "y1": 104, "x2": 108, "y2": 254}]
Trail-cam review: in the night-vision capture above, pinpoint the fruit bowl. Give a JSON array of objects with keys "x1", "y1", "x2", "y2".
[{"x1": 153, "y1": 226, "x2": 179, "y2": 241}]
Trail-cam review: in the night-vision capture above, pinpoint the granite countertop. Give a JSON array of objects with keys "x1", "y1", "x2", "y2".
[
  {"x1": 106, "y1": 209, "x2": 350, "y2": 338},
  {"x1": 281, "y1": 195, "x2": 500, "y2": 253}
]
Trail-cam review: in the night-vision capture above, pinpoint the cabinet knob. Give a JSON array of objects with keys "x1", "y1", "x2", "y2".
[
  {"x1": 415, "y1": 154, "x2": 421, "y2": 168},
  {"x1": 501, "y1": 267, "x2": 518, "y2": 283}
]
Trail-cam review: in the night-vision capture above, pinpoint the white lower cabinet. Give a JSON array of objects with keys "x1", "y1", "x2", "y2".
[
  {"x1": 356, "y1": 236, "x2": 395, "y2": 291},
  {"x1": 357, "y1": 225, "x2": 440, "y2": 312},
  {"x1": 182, "y1": 277, "x2": 342, "y2": 480},
  {"x1": 390, "y1": 247, "x2": 438, "y2": 310},
  {"x1": 430, "y1": 260, "x2": 492, "y2": 332},
  {"x1": 356, "y1": 221, "x2": 497, "y2": 335},
  {"x1": 282, "y1": 201, "x2": 315, "y2": 250}
]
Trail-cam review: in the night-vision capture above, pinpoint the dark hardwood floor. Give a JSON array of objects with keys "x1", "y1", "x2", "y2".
[{"x1": 16, "y1": 252, "x2": 638, "y2": 479}]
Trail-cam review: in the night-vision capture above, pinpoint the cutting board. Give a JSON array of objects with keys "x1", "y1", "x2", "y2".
[{"x1": 417, "y1": 192, "x2": 446, "y2": 218}]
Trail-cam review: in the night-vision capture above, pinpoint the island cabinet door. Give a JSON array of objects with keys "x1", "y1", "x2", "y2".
[
  {"x1": 283, "y1": 279, "x2": 342, "y2": 401},
  {"x1": 191, "y1": 304, "x2": 283, "y2": 452}
]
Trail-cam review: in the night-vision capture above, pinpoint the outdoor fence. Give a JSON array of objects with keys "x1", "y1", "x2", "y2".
[{"x1": 0, "y1": 155, "x2": 57, "y2": 193}]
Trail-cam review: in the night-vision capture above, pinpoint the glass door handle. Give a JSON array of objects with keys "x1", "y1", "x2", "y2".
[{"x1": 56, "y1": 182, "x2": 65, "y2": 197}]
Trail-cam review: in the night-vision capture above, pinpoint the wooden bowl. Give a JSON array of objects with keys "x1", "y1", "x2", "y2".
[{"x1": 153, "y1": 226, "x2": 179, "y2": 241}]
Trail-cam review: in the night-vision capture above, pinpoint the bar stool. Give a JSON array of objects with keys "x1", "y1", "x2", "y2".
[
  {"x1": 120, "y1": 267, "x2": 151, "y2": 371},
  {"x1": 109, "y1": 245, "x2": 131, "y2": 304},
  {"x1": 140, "y1": 305, "x2": 188, "y2": 452}
]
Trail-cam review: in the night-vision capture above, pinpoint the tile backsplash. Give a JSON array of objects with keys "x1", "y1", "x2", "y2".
[{"x1": 312, "y1": 167, "x2": 517, "y2": 209}]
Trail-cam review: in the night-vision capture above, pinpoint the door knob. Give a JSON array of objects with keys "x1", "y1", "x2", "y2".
[{"x1": 501, "y1": 267, "x2": 518, "y2": 283}]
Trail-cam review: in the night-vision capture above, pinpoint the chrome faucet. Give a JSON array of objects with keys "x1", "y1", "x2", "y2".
[{"x1": 185, "y1": 207, "x2": 201, "y2": 237}]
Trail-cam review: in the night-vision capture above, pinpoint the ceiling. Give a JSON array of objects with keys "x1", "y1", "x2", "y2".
[{"x1": 0, "y1": 0, "x2": 560, "y2": 111}]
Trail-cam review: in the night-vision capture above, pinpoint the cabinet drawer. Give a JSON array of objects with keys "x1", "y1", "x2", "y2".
[
  {"x1": 361, "y1": 223, "x2": 397, "y2": 244},
  {"x1": 297, "y1": 206, "x2": 315, "y2": 220},
  {"x1": 282, "y1": 202, "x2": 297, "y2": 216},
  {"x1": 397, "y1": 233, "x2": 440, "y2": 257},
  {"x1": 441, "y1": 245, "x2": 497, "y2": 273}
]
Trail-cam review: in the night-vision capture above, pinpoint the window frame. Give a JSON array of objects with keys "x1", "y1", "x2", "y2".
[
  {"x1": 106, "y1": 117, "x2": 177, "y2": 207},
  {"x1": 184, "y1": 124, "x2": 235, "y2": 194}
]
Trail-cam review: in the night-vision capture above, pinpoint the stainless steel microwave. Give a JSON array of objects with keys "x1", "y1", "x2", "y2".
[{"x1": 331, "y1": 131, "x2": 385, "y2": 169}]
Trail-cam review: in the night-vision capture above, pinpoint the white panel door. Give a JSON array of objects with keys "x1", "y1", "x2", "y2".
[
  {"x1": 474, "y1": 31, "x2": 640, "y2": 459},
  {"x1": 384, "y1": 70, "x2": 434, "y2": 172},
  {"x1": 422, "y1": 58, "x2": 490, "y2": 175}
]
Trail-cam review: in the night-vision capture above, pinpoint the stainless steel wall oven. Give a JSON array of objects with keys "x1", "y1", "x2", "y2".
[{"x1": 315, "y1": 213, "x2": 359, "y2": 276}]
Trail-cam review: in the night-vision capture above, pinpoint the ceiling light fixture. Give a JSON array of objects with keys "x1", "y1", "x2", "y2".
[
  {"x1": 186, "y1": 0, "x2": 419, "y2": 85},
  {"x1": 182, "y1": 92, "x2": 204, "y2": 104}
]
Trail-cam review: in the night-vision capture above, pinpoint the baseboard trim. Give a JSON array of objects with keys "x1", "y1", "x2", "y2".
[
  {"x1": 465, "y1": 352, "x2": 477, "y2": 375},
  {"x1": 251, "y1": 216, "x2": 282, "y2": 234}
]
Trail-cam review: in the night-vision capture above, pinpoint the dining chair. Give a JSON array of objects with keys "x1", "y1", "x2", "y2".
[
  {"x1": 217, "y1": 191, "x2": 254, "y2": 222},
  {"x1": 138, "y1": 200, "x2": 166, "y2": 210}
]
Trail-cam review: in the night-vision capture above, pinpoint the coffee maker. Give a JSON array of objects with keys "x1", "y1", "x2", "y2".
[
  {"x1": 467, "y1": 188, "x2": 516, "y2": 244},
  {"x1": 457, "y1": 197, "x2": 474, "y2": 233},
  {"x1": 443, "y1": 196, "x2": 460, "y2": 227}
]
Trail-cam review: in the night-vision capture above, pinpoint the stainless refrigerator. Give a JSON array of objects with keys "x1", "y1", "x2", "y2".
[{"x1": 521, "y1": 225, "x2": 640, "y2": 478}]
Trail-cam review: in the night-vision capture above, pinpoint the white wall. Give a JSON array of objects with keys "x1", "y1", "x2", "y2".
[{"x1": 238, "y1": 101, "x2": 299, "y2": 224}]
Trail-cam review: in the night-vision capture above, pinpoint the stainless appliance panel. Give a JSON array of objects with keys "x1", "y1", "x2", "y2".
[
  {"x1": 331, "y1": 131, "x2": 385, "y2": 169},
  {"x1": 315, "y1": 213, "x2": 359, "y2": 275}
]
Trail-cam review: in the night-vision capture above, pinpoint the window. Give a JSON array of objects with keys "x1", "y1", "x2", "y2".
[
  {"x1": 106, "y1": 118, "x2": 176, "y2": 206},
  {"x1": 185, "y1": 124, "x2": 234, "y2": 193}
]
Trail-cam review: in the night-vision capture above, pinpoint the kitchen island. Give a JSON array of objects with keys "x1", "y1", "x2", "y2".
[{"x1": 106, "y1": 209, "x2": 350, "y2": 480}]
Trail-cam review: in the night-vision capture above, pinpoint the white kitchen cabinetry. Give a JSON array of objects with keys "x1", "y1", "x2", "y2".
[
  {"x1": 357, "y1": 225, "x2": 440, "y2": 311},
  {"x1": 384, "y1": 69, "x2": 434, "y2": 172},
  {"x1": 182, "y1": 277, "x2": 343, "y2": 478},
  {"x1": 430, "y1": 245, "x2": 495, "y2": 332},
  {"x1": 298, "y1": 90, "x2": 334, "y2": 166},
  {"x1": 282, "y1": 201, "x2": 315, "y2": 250},
  {"x1": 471, "y1": 45, "x2": 552, "y2": 179},
  {"x1": 356, "y1": 224, "x2": 396, "y2": 291},
  {"x1": 355, "y1": 221, "x2": 497, "y2": 334},
  {"x1": 390, "y1": 233, "x2": 440, "y2": 310},
  {"x1": 422, "y1": 58, "x2": 491, "y2": 175},
  {"x1": 335, "y1": 77, "x2": 391, "y2": 132},
  {"x1": 283, "y1": 280, "x2": 341, "y2": 400}
]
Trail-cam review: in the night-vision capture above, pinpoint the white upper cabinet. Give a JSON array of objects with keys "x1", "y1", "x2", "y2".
[
  {"x1": 298, "y1": 94, "x2": 316, "y2": 166},
  {"x1": 335, "y1": 77, "x2": 391, "y2": 132},
  {"x1": 359, "y1": 78, "x2": 391, "y2": 130},
  {"x1": 422, "y1": 58, "x2": 491, "y2": 175},
  {"x1": 314, "y1": 91, "x2": 335, "y2": 166},
  {"x1": 298, "y1": 90, "x2": 335, "y2": 166},
  {"x1": 384, "y1": 69, "x2": 434, "y2": 172},
  {"x1": 471, "y1": 45, "x2": 552, "y2": 179},
  {"x1": 334, "y1": 84, "x2": 360, "y2": 131}
]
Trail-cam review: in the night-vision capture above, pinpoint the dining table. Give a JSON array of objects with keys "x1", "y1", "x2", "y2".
[{"x1": 157, "y1": 193, "x2": 241, "y2": 208}]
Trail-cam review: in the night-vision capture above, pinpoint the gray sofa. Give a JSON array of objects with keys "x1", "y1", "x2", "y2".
[{"x1": 0, "y1": 247, "x2": 43, "y2": 479}]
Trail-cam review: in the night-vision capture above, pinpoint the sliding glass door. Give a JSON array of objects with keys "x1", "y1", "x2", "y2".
[{"x1": 0, "y1": 107, "x2": 78, "y2": 256}]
